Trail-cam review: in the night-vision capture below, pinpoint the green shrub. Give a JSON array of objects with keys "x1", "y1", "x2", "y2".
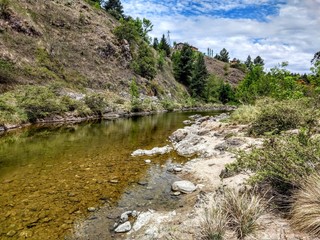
[
  {"x1": 0, "y1": 92, "x2": 27, "y2": 124},
  {"x1": 84, "y1": 93, "x2": 107, "y2": 116},
  {"x1": 17, "y1": 86, "x2": 66, "y2": 122},
  {"x1": 226, "y1": 133, "x2": 320, "y2": 193},
  {"x1": 248, "y1": 98, "x2": 314, "y2": 136},
  {"x1": 160, "y1": 99, "x2": 176, "y2": 111},
  {"x1": 228, "y1": 105, "x2": 260, "y2": 124}
]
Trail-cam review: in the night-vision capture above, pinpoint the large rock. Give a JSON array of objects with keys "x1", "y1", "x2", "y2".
[
  {"x1": 169, "y1": 129, "x2": 188, "y2": 143},
  {"x1": 114, "y1": 221, "x2": 131, "y2": 233},
  {"x1": 131, "y1": 145, "x2": 172, "y2": 156},
  {"x1": 172, "y1": 181, "x2": 197, "y2": 193}
]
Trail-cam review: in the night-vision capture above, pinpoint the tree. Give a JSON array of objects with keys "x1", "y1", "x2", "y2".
[
  {"x1": 172, "y1": 43, "x2": 194, "y2": 86},
  {"x1": 214, "y1": 48, "x2": 230, "y2": 63},
  {"x1": 158, "y1": 34, "x2": 171, "y2": 57},
  {"x1": 190, "y1": 53, "x2": 208, "y2": 99},
  {"x1": 245, "y1": 55, "x2": 252, "y2": 68},
  {"x1": 103, "y1": 0, "x2": 124, "y2": 20},
  {"x1": 131, "y1": 43, "x2": 156, "y2": 80},
  {"x1": 253, "y1": 56, "x2": 264, "y2": 66},
  {"x1": 153, "y1": 37, "x2": 159, "y2": 50},
  {"x1": 311, "y1": 51, "x2": 320, "y2": 65}
]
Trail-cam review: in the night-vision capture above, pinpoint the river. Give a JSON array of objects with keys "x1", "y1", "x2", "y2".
[{"x1": 0, "y1": 111, "x2": 222, "y2": 239}]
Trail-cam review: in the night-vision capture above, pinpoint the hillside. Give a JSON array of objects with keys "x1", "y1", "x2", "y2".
[
  {"x1": 205, "y1": 57, "x2": 245, "y2": 85},
  {"x1": 0, "y1": 0, "x2": 245, "y2": 128}
]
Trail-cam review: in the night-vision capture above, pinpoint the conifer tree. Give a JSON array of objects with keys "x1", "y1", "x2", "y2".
[
  {"x1": 190, "y1": 53, "x2": 208, "y2": 98},
  {"x1": 103, "y1": 0, "x2": 124, "y2": 20},
  {"x1": 158, "y1": 34, "x2": 171, "y2": 57},
  {"x1": 253, "y1": 56, "x2": 264, "y2": 66}
]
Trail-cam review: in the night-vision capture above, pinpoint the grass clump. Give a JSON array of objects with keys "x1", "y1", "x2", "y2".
[
  {"x1": 222, "y1": 189, "x2": 265, "y2": 239},
  {"x1": 290, "y1": 174, "x2": 320, "y2": 237},
  {"x1": 200, "y1": 189, "x2": 265, "y2": 240},
  {"x1": 199, "y1": 206, "x2": 228, "y2": 240}
]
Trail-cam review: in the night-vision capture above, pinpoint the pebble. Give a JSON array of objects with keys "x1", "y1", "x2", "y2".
[
  {"x1": 109, "y1": 179, "x2": 119, "y2": 184},
  {"x1": 145, "y1": 159, "x2": 151, "y2": 163},
  {"x1": 87, "y1": 207, "x2": 96, "y2": 212}
]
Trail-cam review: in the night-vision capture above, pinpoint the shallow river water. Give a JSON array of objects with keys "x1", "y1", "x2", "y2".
[{"x1": 0, "y1": 111, "x2": 221, "y2": 239}]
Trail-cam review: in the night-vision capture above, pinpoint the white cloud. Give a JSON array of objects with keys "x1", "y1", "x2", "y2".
[{"x1": 122, "y1": 0, "x2": 320, "y2": 73}]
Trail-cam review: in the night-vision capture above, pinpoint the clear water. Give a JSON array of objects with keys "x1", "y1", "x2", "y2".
[{"x1": 0, "y1": 111, "x2": 222, "y2": 239}]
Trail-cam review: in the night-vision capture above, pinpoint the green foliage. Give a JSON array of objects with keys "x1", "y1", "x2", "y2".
[
  {"x1": 214, "y1": 48, "x2": 230, "y2": 63},
  {"x1": 153, "y1": 37, "x2": 159, "y2": 50},
  {"x1": 113, "y1": 18, "x2": 141, "y2": 43},
  {"x1": 172, "y1": 43, "x2": 194, "y2": 86},
  {"x1": 160, "y1": 99, "x2": 176, "y2": 111},
  {"x1": 0, "y1": 92, "x2": 27, "y2": 124},
  {"x1": 84, "y1": 0, "x2": 101, "y2": 9},
  {"x1": 131, "y1": 43, "x2": 156, "y2": 80},
  {"x1": 84, "y1": 93, "x2": 107, "y2": 116},
  {"x1": 17, "y1": 86, "x2": 66, "y2": 122},
  {"x1": 228, "y1": 104, "x2": 260, "y2": 124},
  {"x1": 248, "y1": 98, "x2": 313, "y2": 136},
  {"x1": 103, "y1": 0, "x2": 124, "y2": 20},
  {"x1": 226, "y1": 133, "x2": 320, "y2": 193},
  {"x1": 236, "y1": 63, "x2": 306, "y2": 103},
  {"x1": 253, "y1": 56, "x2": 264, "y2": 66},
  {"x1": 158, "y1": 34, "x2": 171, "y2": 57},
  {"x1": 190, "y1": 53, "x2": 208, "y2": 99},
  {"x1": 129, "y1": 78, "x2": 139, "y2": 99},
  {"x1": 157, "y1": 50, "x2": 165, "y2": 70},
  {"x1": 204, "y1": 75, "x2": 236, "y2": 104},
  {"x1": 0, "y1": 58, "x2": 15, "y2": 85}
]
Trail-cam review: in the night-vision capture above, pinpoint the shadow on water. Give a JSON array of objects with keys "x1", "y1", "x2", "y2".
[{"x1": 0, "y1": 111, "x2": 223, "y2": 239}]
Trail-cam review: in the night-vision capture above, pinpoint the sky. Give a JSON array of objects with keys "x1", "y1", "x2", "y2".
[{"x1": 121, "y1": 0, "x2": 320, "y2": 73}]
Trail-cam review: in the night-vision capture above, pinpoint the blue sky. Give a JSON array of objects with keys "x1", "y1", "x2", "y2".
[{"x1": 122, "y1": 0, "x2": 320, "y2": 73}]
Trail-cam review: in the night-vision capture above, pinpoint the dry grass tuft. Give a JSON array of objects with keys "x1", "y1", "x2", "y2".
[
  {"x1": 199, "y1": 189, "x2": 265, "y2": 239},
  {"x1": 222, "y1": 189, "x2": 265, "y2": 239},
  {"x1": 290, "y1": 174, "x2": 320, "y2": 237},
  {"x1": 199, "y1": 206, "x2": 228, "y2": 240}
]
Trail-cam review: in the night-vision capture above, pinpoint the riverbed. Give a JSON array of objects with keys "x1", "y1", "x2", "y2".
[{"x1": 0, "y1": 111, "x2": 222, "y2": 239}]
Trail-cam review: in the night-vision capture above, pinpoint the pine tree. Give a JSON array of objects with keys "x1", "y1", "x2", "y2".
[
  {"x1": 245, "y1": 55, "x2": 252, "y2": 68},
  {"x1": 158, "y1": 34, "x2": 171, "y2": 57},
  {"x1": 103, "y1": 0, "x2": 124, "y2": 20},
  {"x1": 172, "y1": 43, "x2": 194, "y2": 86},
  {"x1": 219, "y1": 48, "x2": 230, "y2": 63},
  {"x1": 253, "y1": 56, "x2": 264, "y2": 66},
  {"x1": 153, "y1": 37, "x2": 159, "y2": 50},
  {"x1": 190, "y1": 53, "x2": 208, "y2": 99}
]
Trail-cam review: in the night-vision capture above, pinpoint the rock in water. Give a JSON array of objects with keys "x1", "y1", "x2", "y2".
[
  {"x1": 172, "y1": 181, "x2": 197, "y2": 193},
  {"x1": 114, "y1": 221, "x2": 131, "y2": 233}
]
